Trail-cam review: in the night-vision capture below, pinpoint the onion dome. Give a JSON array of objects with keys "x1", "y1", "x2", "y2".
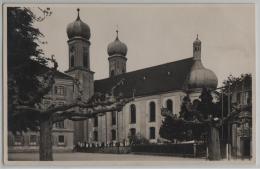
[
  {"x1": 67, "y1": 8, "x2": 91, "y2": 40},
  {"x1": 188, "y1": 35, "x2": 218, "y2": 89},
  {"x1": 188, "y1": 61, "x2": 218, "y2": 89},
  {"x1": 107, "y1": 30, "x2": 128, "y2": 57}
]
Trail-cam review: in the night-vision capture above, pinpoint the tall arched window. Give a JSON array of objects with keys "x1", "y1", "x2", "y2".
[
  {"x1": 83, "y1": 47, "x2": 88, "y2": 67},
  {"x1": 111, "y1": 129, "x2": 116, "y2": 141},
  {"x1": 149, "y1": 102, "x2": 156, "y2": 122},
  {"x1": 110, "y1": 70, "x2": 115, "y2": 77},
  {"x1": 70, "y1": 55, "x2": 74, "y2": 67},
  {"x1": 70, "y1": 46, "x2": 75, "y2": 67},
  {"x1": 166, "y1": 99, "x2": 173, "y2": 113},
  {"x1": 94, "y1": 116, "x2": 98, "y2": 127},
  {"x1": 130, "y1": 104, "x2": 136, "y2": 124},
  {"x1": 111, "y1": 111, "x2": 116, "y2": 125}
]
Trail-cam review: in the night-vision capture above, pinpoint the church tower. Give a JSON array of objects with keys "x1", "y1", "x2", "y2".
[
  {"x1": 107, "y1": 30, "x2": 128, "y2": 77},
  {"x1": 66, "y1": 9, "x2": 94, "y2": 144},
  {"x1": 187, "y1": 35, "x2": 218, "y2": 91}
]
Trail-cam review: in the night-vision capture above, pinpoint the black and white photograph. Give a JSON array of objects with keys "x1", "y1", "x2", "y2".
[{"x1": 3, "y1": 3, "x2": 255, "y2": 165}]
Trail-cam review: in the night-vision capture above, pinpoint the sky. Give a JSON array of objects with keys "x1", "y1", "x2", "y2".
[{"x1": 32, "y1": 4, "x2": 255, "y2": 87}]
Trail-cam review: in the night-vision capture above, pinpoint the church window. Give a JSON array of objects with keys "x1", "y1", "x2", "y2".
[
  {"x1": 166, "y1": 99, "x2": 173, "y2": 114},
  {"x1": 94, "y1": 116, "x2": 98, "y2": 127},
  {"x1": 130, "y1": 104, "x2": 136, "y2": 124},
  {"x1": 149, "y1": 101, "x2": 156, "y2": 122},
  {"x1": 70, "y1": 55, "x2": 74, "y2": 67},
  {"x1": 149, "y1": 127, "x2": 155, "y2": 139},
  {"x1": 111, "y1": 129, "x2": 116, "y2": 141},
  {"x1": 111, "y1": 70, "x2": 115, "y2": 77},
  {"x1": 83, "y1": 47, "x2": 88, "y2": 67},
  {"x1": 112, "y1": 111, "x2": 116, "y2": 125},
  {"x1": 70, "y1": 46, "x2": 75, "y2": 67}
]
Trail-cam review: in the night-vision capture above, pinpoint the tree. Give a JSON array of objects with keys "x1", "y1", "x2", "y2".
[
  {"x1": 160, "y1": 88, "x2": 222, "y2": 160},
  {"x1": 128, "y1": 132, "x2": 149, "y2": 145},
  {"x1": 8, "y1": 7, "x2": 53, "y2": 133},
  {"x1": 7, "y1": 7, "x2": 133, "y2": 161}
]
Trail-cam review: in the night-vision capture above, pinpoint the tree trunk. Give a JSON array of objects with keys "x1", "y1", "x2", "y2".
[
  {"x1": 39, "y1": 119, "x2": 53, "y2": 161},
  {"x1": 208, "y1": 126, "x2": 221, "y2": 160}
]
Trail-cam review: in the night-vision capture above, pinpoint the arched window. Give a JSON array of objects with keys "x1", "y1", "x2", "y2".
[
  {"x1": 94, "y1": 116, "x2": 98, "y2": 127},
  {"x1": 111, "y1": 129, "x2": 116, "y2": 141},
  {"x1": 70, "y1": 46, "x2": 75, "y2": 67},
  {"x1": 111, "y1": 70, "x2": 115, "y2": 77},
  {"x1": 111, "y1": 111, "x2": 116, "y2": 125},
  {"x1": 166, "y1": 99, "x2": 173, "y2": 113},
  {"x1": 149, "y1": 102, "x2": 156, "y2": 122},
  {"x1": 70, "y1": 55, "x2": 74, "y2": 67},
  {"x1": 83, "y1": 47, "x2": 88, "y2": 67},
  {"x1": 149, "y1": 127, "x2": 155, "y2": 139},
  {"x1": 130, "y1": 104, "x2": 136, "y2": 124}
]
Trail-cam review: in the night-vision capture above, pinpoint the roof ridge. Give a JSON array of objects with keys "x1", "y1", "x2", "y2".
[{"x1": 95, "y1": 57, "x2": 193, "y2": 81}]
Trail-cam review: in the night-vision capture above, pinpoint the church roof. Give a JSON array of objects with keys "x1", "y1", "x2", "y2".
[{"x1": 94, "y1": 57, "x2": 194, "y2": 98}]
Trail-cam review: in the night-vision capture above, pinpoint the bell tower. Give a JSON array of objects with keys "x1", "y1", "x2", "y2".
[
  {"x1": 107, "y1": 29, "x2": 128, "y2": 77},
  {"x1": 193, "y1": 34, "x2": 201, "y2": 60},
  {"x1": 66, "y1": 8, "x2": 94, "y2": 144}
]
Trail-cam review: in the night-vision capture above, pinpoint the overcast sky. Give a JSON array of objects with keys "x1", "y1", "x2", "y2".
[{"x1": 33, "y1": 4, "x2": 255, "y2": 86}]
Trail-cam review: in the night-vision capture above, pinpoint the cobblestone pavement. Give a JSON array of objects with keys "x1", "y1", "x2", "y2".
[{"x1": 8, "y1": 152, "x2": 204, "y2": 161}]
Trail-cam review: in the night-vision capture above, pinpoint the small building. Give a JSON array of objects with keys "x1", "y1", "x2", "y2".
[
  {"x1": 230, "y1": 74, "x2": 252, "y2": 159},
  {"x1": 8, "y1": 71, "x2": 75, "y2": 152}
]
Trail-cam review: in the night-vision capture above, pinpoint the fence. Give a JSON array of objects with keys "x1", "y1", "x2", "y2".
[{"x1": 75, "y1": 142, "x2": 206, "y2": 157}]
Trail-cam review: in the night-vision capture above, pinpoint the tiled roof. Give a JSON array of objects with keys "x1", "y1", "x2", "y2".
[
  {"x1": 94, "y1": 57, "x2": 194, "y2": 98},
  {"x1": 35, "y1": 62, "x2": 74, "y2": 80},
  {"x1": 53, "y1": 70, "x2": 74, "y2": 80}
]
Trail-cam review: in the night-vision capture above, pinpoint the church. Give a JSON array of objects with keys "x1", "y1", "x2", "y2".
[
  {"x1": 8, "y1": 8, "x2": 218, "y2": 152},
  {"x1": 65, "y1": 9, "x2": 218, "y2": 146}
]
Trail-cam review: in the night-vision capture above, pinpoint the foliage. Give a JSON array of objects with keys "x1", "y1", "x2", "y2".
[
  {"x1": 160, "y1": 88, "x2": 218, "y2": 142},
  {"x1": 222, "y1": 73, "x2": 252, "y2": 93},
  {"x1": 131, "y1": 143, "x2": 206, "y2": 157},
  {"x1": 128, "y1": 132, "x2": 149, "y2": 145},
  {"x1": 8, "y1": 7, "x2": 53, "y2": 133}
]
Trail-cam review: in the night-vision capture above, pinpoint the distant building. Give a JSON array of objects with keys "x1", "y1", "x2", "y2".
[
  {"x1": 230, "y1": 75, "x2": 252, "y2": 159},
  {"x1": 8, "y1": 71, "x2": 75, "y2": 152}
]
